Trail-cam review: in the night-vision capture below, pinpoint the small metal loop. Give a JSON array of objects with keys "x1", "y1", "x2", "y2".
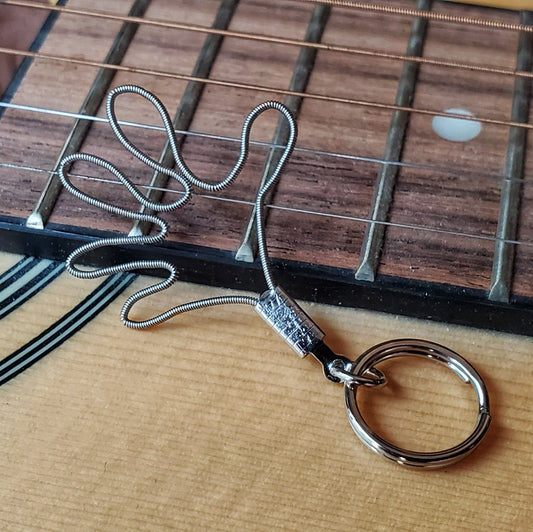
[
  {"x1": 329, "y1": 359, "x2": 387, "y2": 388},
  {"x1": 344, "y1": 339, "x2": 491, "y2": 469}
]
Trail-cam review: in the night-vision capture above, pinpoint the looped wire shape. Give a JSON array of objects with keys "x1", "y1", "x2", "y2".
[
  {"x1": 344, "y1": 339, "x2": 491, "y2": 469},
  {"x1": 59, "y1": 85, "x2": 297, "y2": 328}
]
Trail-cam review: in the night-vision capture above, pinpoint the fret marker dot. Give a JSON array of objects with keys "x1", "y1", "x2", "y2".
[{"x1": 431, "y1": 108, "x2": 481, "y2": 142}]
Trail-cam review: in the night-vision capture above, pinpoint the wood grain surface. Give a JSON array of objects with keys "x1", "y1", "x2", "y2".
[
  {"x1": 1, "y1": 0, "x2": 532, "y2": 298},
  {"x1": 0, "y1": 249, "x2": 532, "y2": 531}
]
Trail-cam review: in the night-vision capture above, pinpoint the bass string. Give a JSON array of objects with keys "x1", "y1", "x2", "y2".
[
  {"x1": 0, "y1": 45, "x2": 531, "y2": 132},
  {"x1": 0, "y1": 1, "x2": 531, "y2": 80}
]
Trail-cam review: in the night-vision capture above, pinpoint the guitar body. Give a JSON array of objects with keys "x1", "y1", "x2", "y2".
[{"x1": 0, "y1": 1, "x2": 532, "y2": 530}]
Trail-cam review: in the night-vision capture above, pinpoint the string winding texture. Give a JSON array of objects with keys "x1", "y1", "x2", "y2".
[
  {"x1": 3, "y1": 0, "x2": 531, "y2": 33},
  {"x1": 59, "y1": 85, "x2": 297, "y2": 328}
]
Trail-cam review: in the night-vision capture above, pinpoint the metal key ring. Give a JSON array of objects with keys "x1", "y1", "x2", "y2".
[{"x1": 344, "y1": 339, "x2": 491, "y2": 469}]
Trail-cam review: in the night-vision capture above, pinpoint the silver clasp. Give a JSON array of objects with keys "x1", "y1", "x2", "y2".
[
  {"x1": 255, "y1": 286, "x2": 384, "y2": 385},
  {"x1": 255, "y1": 286, "x2": 324, "y2": 358}
]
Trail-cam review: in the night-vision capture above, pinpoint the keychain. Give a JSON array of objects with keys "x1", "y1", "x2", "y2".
[{"x1": 59, "y1": 85, "x2": 491, "y2": 469}]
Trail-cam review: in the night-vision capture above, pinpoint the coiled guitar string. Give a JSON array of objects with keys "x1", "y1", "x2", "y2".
[{"x1": 59, "y1": 85, "x2": 297, "y2": 328}]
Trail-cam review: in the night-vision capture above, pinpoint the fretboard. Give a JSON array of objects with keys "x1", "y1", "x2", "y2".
[{"x1": 1, "y1": 0, "x2": 532, "y2": 335}]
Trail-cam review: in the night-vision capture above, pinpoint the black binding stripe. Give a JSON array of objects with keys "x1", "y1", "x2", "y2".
[
  {"x1": 0, "y1": 258, "x2": 65, "y2": 319},
  {"x1": 0, "y1": 257, "x2": 38, "y2": 291},
  {"x1": 0, "y1": 272, "x2": 136, "y2": 385}
]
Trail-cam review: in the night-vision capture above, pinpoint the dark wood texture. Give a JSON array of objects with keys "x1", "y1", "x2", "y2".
[{"x1": 0, "y1": 0, "x2": 532, "y2": 332}]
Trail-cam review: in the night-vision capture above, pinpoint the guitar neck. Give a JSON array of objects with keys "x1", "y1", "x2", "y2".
[{"x1": 0, "y1": 0, "x2": 532, "y2": 335}]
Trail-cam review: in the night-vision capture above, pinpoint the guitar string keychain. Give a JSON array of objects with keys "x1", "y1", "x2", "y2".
[{"x1": 59, "y1": 85, "x2": 491, "y2": 469}]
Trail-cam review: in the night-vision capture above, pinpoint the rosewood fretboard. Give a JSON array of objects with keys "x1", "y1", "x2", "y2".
[{"x1": 1, "y1": 0, "x2": 533, "y2": 335}]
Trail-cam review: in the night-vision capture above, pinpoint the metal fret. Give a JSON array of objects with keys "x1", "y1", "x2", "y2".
[
  {"x1": 489, "y1": 10, "x2": 533, "y2": 303},
  {"x1": 25, "y1": 0, "x2": 152, "y2": 230},
  {"x1": 235, "y1": 4, "x2": 331, "y2": 262},
  {"x1": 355, "y1": 0, "x2": 432, "y2": 281},
  {"x1": 129, "y1": 0, "x2": 240, "y2": 237},
  {"x1": 0, "y1": 1, "x2": 67, "y2": 119}
]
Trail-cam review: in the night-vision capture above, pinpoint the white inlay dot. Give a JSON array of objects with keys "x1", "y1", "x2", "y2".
[{"x1": 431, "y1": 108, "x2": 482, "y2": 142}]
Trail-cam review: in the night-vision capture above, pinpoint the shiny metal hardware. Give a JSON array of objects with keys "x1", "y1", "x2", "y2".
[
  {"x1": 345, "y1": 339, "x2": 491, "y2": 469},
  {"x1": 59, "y1": 85, "x2": 491, "y2": 469},
  {"x1": 254, "y1": 289, "x2": 490, "y2": 468},
  {"x1": 329, "y1": 358, "x2": 387, "y2": 388},
  {"x1": 255, "y1": 286, "x2": 325, "y2": 358}
]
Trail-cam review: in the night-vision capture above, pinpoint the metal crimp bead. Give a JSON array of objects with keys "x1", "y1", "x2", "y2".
[{"x1": 255, "y1": 286, "x2": 324, "y2": 358}]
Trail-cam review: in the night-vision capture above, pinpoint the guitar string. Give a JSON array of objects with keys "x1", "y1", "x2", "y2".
[
  {"x1": 0, "y1": 3, "x2": 532, "y2": 81},
  {"x1": 0, "y1": 130, "x2": 516, "y2": 190},
  {"x1": 0, "y1": 99, "x2": 521, "y2": 185},
  {"x1": 2, "y1": 157, "x2": 529, "y2": 249},
  {"x1": 58, "y1": 86, "x2": 296, "y2": 328},
  {"x1": 296, "y1": 0, "x2": 533, "y2": 32},
  {"x1": 0, "y1": 0, "x2": 530, "y2": 129},
  {"x1": 0, "y1": 46, "x2": 531, "y2": 132},
  {"x1": 0, "y1": 21, "x2": 532, "y2": 83},
  {"x1": 1, "y1": 3, "x2": 532, "y2": 248},
  {"x1": 54, "y1": 82, "x2": 532, "y2": 328},
  {"x1": 6, "y1": 147, "x2": 529, "y2": 250},
  {"x1": 45, "y1": 169, "x2": 533, "y2": 249},
  {"x1": 2, "y1": 0, "x2": 531, "y2": 34},
  {"x1": 1, "y1": 100, "x2": 532, "y2": 248}
]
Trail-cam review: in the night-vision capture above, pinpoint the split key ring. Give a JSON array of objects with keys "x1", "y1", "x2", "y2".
[{"x1": 341, "y1": 339, "x2": 492, "y2": 469}]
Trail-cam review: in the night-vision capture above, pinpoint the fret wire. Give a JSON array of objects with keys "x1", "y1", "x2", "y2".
[
  {"x1": 25, "y1": 0, "x2": 152, "y2": 229},
  {"x1": 235, "y1": 4, "x2": 331, "y2": 262},
  {"x1": 1, "y1": 1, "x2": 532, "y2": 81},
  {"x1": 0, "y1": 99, "x2": 523, "y2": 186},
  {"x1": 356, "y1": 0, "x2": 432, "y2": 282},
  {"x1": 2, "y1": 159, "x2": 531, "y2": 248},
  {"x1": 130, "y1": 0, "x2": 239, "y2": 237},
  {"x1": 489, "y1": 10, "x2": 533, "y2": 303},
  {"x1": 1, "y1": 46, "x2": 531, "y2": 131}
]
